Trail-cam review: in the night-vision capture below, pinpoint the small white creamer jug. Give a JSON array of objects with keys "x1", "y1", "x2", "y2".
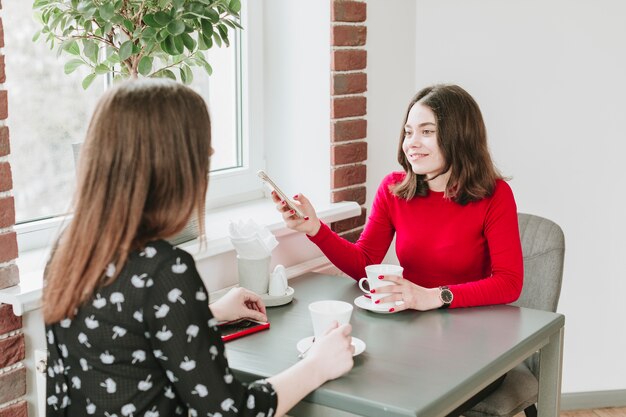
[{"x1": 268, "y1": 264, "x2": 288, "y2": 296}]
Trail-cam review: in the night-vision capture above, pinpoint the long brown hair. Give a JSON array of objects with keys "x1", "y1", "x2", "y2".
[
  {"x1": 391, "y1": 84, "x2": 502, "y2": 204},
  {"x1": 43, "y1": 79, "x2": 211, "y2": 323}
]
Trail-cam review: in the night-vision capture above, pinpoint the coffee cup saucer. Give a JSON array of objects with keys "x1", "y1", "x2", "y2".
[
  {"x1": 354, "y1": 295, "x2": 396, "y2": 314},
  {"x1": 260, "y1": 286, "x2": 295, "y2": 307},
  {"x1": 296, "y1": 336, "x2": 366, "y2": 358}
]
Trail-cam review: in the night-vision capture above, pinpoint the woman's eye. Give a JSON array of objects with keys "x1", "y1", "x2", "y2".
[
  {"x1": 404, "y1": 131, "x2": 412, "y2": 137},
  {"x1": 422, "y1": 130, "x2": 434, "y2": 135}
]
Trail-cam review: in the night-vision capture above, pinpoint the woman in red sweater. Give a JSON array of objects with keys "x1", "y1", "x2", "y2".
[{"x1": 275, "y1": 84, "x2": 523, "y2": 313}]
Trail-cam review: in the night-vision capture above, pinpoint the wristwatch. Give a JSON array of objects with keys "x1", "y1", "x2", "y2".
[{"x1": 438, "y1": 286, "x2": 453, "y2": 309}]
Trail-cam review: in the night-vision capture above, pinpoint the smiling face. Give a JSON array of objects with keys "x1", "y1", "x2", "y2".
[{"x1": 402, "y1": 103, "x2": 450, "y2": 191}]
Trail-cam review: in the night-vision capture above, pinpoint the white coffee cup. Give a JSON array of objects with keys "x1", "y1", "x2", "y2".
[
  {"x1": 358, "y1": 264, "x2": 404, "y2": 309},
  {"x1": 308, "y1": 300, "x2": 353, "y2": 339}
]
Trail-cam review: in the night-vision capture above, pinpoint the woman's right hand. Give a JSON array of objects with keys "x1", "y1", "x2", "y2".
[
  {"x1": 304, "y1": 322, "x2": 354, "y2": 382},
  {"x1": 271, "y1": 191, "x2": 321, "y2": 236}
]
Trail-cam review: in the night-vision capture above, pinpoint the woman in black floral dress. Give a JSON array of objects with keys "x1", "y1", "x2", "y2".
[{"x1": 44, "y1": 79, "x2": 354, "y2": 417}]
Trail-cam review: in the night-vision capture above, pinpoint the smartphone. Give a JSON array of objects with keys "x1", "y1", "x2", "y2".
[
  {"x1": 258, "y1": 170, "x2": 305, "y2": 218},
  {"x1": 218, "y1": 318, "x2": 270, "y2": 342}
]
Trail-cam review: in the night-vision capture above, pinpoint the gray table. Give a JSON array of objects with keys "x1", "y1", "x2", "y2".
[{"x1": 225, "y1": 273, "x2": 565, "y2": 417}]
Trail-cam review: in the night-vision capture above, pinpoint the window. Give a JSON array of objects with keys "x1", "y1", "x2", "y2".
[{"x1": 5, "y1": 2, "x2": 263, "y2": 251}]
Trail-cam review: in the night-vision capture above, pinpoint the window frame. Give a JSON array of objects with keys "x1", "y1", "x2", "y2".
[{"x1": 15, "y1": 3, "x2": 265, "y2": 252}]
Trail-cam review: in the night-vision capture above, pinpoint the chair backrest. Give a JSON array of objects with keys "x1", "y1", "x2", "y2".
[{"x1": 511, "y1": 213, "x2": 565, "y2": 313}]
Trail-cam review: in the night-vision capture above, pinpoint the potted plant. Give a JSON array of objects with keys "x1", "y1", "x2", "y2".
[{"x1": 32, "y1": 0, "x2": 242, "y2": 88}]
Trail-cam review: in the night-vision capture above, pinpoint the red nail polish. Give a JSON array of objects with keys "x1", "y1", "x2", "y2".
[
  {"x1": 389, "y1": 307, "x2": 395, "y2": 312},
  {"x1": 290, "y1": 210, "x2": 295, "y2": 214},
  {"x1": 293, "y1": 194, "x2": 299, "y2": 199},
  {"x1": 375, "y1": 300, "x2": 380, "y2": 304},
  {"x1": 364, "y1": 294, "x2": 371, "y2": 299},
  {"x1": 370, "y1": 289, "x2": 376, "y2": 293},
  {"x1": 378, "y1": 275, "x2": 384, "y2": 279},
  {"x1": 304, "y1": 216, "x2": 310, "y2": 221}
]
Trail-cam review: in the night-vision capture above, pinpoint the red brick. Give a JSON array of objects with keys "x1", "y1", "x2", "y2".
[
  {"x1": 0, "y1": 126, "x2": 9, "y2": 156},
  {"x1": 0, "y1": 303, "x2": 22, "y2": 334},
  {"x1": 0, "y1": 196, "x2": 15, "y2": 228},
  {"x1": 331, "y1": 164, "x2": 366, "y2": 188},
  {"x1": 331, "y1": 142, "x2": 367, "y2": 165},
  {"x1": 331, "y1": 119, "x2": 367, "y2": 142},
  {"x1": 332, "y1": 49, "x2": 367, "y2": 71},
  {"x1": 331, "y1": 207, "x2": 366, "y2": 233},
  {"x1": 0, "y1": 162, "x2": 12, "y2": 191},
  {"x1": 332, "y1": 72, "x2": 367, "y2": 95},
  {"x1": 332, "y1": 1, "x2": 366, "y2": 22},
  {"x1": 0, "y1": 231, "x2": 17, "y2": 264},
  {"x1": 331, "y1": 96, "x2": 366, "y2": 119},
  {"x1": 331, "y1": 186, "x2": 366, "y2": 205},
  {"x1": 0, "y1": 366, "x2": 26, "y2": 404},
  {"x1": 332, "y1": 25, "x2": 366, "y2": 47},
  {"x1": 0, "y1": 90, "x2": 7, "y2": 120},
  {"x1": 339, "y1": 227, "x2": 364, "y2": 243},
  {"x1": 0, "y1": 333, "x2": 25, "y2": 368},
  {"x1": 0, "y1": 401, "x2": 28, "y2": 417},
  {"x1": 0, "y1": 55, "x2": 5, "y2": 83},
  {"x1": 0, "y1": 263, "x2": 19, "y2": 290}
]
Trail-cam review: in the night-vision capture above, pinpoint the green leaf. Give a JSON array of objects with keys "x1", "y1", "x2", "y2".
[
  {"x1": 142, "y1": 27, "x2": 158, "y2": 40},
  {"x1": 94, "y1": 64, "x2": 110, "y2": 74},
  {"x1": 32, "y1": 30, "x2": 42, "y2": 42},
  {"x1": 212, "y1": 31, "x2": 222, "y2": 47},
  {"x1": 198, "y1": 33, "x2": 213, "y2": 50},
  {"x1": 123, "y1": 19, "x2": 135, "y2": 33},
  {"x1": 138, "y1": 56, "x2": 153, "y2": 76},
  {"x1": 83, "y1": 39, "x2": 99, "y2": 63},
  {"x1": 201, "y1": 19, "x2": 214, "y2": 38},
  {"x1": 229, "y1": 0, "x2": 241, "y2": 13},
  {"x1": 82, "y1": 73, "x2": 97, "y2": 89},
  {"x1": 181, "y1": 32, "x2": 196, "y2": 51},
  {"x1": 157, "y1": 69, "x2": 177, "y2": 80},
  {"x1": 179, "y1": 66, "x2": 187, "y2": 84},
  {"x1": 183, "y1": 64, "x2": 194, "y2": 84},
  {"x1": 143, "y1": 14, "x2": 164, "y2": 28},
  {"x1": 118, "y1": 40, "x2": 134, "y2": 61},
  {"x1": 154, "y1": 11, "x2": 172, "y2": 26},
  {"x1": 63, "y1": 39, "x2": 80, "y2": 55},
  {"x1": 64, "y1": 58, "x2": 85, "y2": 74},
  {"x1": 166, "y1": 20, "x2": 185, "y2": 36},
  {"x1": 99, "y1": 2, "x2": 115, "y2": 20},
  {"x1": 160, "y1": 35, "x2": 184, "y2": 56},
  {"x1": 206, "y1": 8, "x2": 219, "y2": 23}
]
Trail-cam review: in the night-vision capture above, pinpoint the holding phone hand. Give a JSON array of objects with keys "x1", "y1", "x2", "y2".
[
  {"x1": 210, "y1": 287, "x2": 268, "y2": 323},
  {"x1": 272, "y1": 192, "x2": 322, "y2": 237}
]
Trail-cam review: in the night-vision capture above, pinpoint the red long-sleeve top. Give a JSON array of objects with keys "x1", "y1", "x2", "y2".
[{"x1": 309, "y1": 172, "x2": 523, "y2": 308}]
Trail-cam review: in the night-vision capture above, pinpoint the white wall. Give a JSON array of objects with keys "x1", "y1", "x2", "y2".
[{"x1": 367, "y1": 0, "x2": 626, "y2": 394}]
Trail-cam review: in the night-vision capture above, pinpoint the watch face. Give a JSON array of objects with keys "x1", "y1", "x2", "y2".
[{"x1": 441, "y1": 288, "x2": 453, "y2": 304}]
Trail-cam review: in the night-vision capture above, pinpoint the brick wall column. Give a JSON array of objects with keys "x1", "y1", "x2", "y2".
[
  {"x1": 0, "y1": 1, "x2": 28, "y2": 415},
  {"x1": 330, "y1": 0, "x2": 367, "y2": 243}
]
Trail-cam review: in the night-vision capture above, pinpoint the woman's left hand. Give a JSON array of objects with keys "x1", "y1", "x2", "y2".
[
  {"x1": 374, "y1": 275, "x2": 443, "y2": 312},
  {"x1": 209, "y1": 287, "x2": 268, "y2": 323}
]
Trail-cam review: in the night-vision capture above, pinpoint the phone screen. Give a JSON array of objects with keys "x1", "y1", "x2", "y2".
[{"x1": 219, "y1": 319, "x2": 270, "y2": 342}]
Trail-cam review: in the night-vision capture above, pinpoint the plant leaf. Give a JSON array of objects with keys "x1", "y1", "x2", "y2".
[
  {"x1": 82, "y1": 73, "x2": 97, "y2": 89},
  {"x1": 143, "y1": 14, "x2": 164, "y2": 28},
  {"x1": 64, "y1": 58, "x2": 85, "y2": 74},
  {"x1": 99, "y1": 3, "x2": 115, "y2": 20},
  {"x1": 229, "y1": 0, "x2": 241, "y2": 13},
  {"x1": 95, "y1": 63, "x2": 111, "y2": 74},
  {"x1": 63, "y1": 39, "x2": 81, "y2": 55},
  {"x1": 118, "y1": 40, "x2": 134, "y2": 61},
  {"x1": 154, "y1": 11, "x2": 172, "y2": 26},
  {"x1": 138, "y1": 56, "x2": 153, "y2": 76},
  {"x1": 181, "y1": 32, "x2": 196, "y2": 51},
  {"x1": 166, "y1": 20, "x2": 185, "y2": 36}
]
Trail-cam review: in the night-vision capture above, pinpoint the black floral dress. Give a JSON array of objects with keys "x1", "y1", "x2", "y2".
[{"x1": 46, "y1": 240, "x2": 277, "y2": 417}]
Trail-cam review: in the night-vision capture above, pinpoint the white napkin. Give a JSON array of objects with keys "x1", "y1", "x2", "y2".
[{"x1": 229, "y1": 219, "x2": 278, "y2": 259}]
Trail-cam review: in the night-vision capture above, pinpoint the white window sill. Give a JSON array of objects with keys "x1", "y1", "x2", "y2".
[{"x1": 1, "y1": 198, "x2": 360, "y2": 315}]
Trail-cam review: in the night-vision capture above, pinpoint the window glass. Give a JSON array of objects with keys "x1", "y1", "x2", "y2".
[{"x1": 4, "y1": 2, "x2": 242, "y2": 225}]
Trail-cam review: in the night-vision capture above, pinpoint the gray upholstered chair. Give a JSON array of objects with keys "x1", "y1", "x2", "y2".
[{"x1": 464, "y1": 213, "x2": 565, "y2": 417}]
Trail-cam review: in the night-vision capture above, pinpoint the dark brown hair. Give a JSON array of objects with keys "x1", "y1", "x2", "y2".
[
  {"x1": 43, "y1": 79, "x2": 211, "y2": 323},
  {"x1": 391, "y1": 84, "x2": 502, "y2": 204}
]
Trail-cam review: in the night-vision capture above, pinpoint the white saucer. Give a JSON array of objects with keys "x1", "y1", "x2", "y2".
[
  {"x1": 296, "y1": 336, "x2": 366, "y2": 358},
  {"x1": 260, "y1": 286, "x2": 295, "y2": 307},
  {"x1": 354, "y1": 295, "x2": 397, "y2": 314}
]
